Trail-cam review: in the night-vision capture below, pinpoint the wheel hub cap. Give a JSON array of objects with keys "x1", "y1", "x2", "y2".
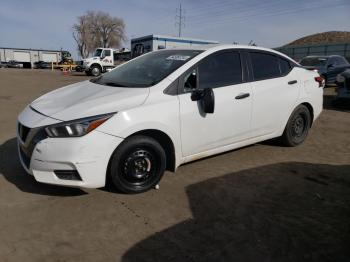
[
  {"x1": 293, "y1": 115, "x2": 305, "y2": 137},
  {"x1": 91, "y1": 68, "x2": 99, "y2": 75},
  {"x1": 123, "y1": 150, "x2": 152, "y2": 182}
]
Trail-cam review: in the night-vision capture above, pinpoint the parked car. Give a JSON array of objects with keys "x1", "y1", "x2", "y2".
[
  {"x1": 335, "y1": 69, "x2": 350, "y2": 100},
  {"x1": 6, "y1": 60, "x2": 22, "y2": 68},
  {"x1": 0, "y1": 62, "x2": 6, "y2": 68},
  {"x1": 17, "y1": 45, "x2": 323, "y2": 193},
  {"x1": 300, "y1": 55, "x2": 350, "y2": 85},
  {"x1": 34, "y1": 61, "x2": 51, "y2": 69}
]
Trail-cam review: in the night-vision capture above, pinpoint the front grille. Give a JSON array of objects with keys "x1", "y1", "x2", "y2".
[
  {"x1": 17, "y1": 123, "x2": 48, "y2": 169},
  {"x1": 18, "y1": 123, "x2": 30, "y2": 142}
]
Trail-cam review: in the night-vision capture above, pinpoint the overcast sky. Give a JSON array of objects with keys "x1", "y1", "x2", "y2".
[{"x1": 0, "y1": 0, "x2": 349, "y2": 59}]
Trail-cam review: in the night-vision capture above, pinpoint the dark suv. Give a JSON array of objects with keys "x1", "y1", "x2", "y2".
[{"x1": 300, "y1": 55, "x2": 350, "y2": 85}]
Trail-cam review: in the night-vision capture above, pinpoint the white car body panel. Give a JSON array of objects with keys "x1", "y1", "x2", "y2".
[
  {"x1": 30, "y1": 80, "x2": 149, "y2": 121},
  {"x1": 18, "y1": 105, "x2": 61, "y2": 128},
  {"x1": 250, "y1": 68, "x2": 301, "y2": 136},
  {"x1": 17, "y1": 45, "x2": 323, "y2": 189},
  {"x1": 179, "y1": 82, "x2": 252, "y2": 156}
]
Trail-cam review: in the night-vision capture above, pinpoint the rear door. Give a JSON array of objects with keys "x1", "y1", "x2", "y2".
[
  {"x1": 178, "y1": 50, "x2": 253, "y2": 157},
  {"x1": 248, "y1": 51, "x2": 300, "y2": 136}
]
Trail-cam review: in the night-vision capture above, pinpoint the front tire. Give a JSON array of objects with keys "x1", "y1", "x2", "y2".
[
  {"x1": 109, "y1": 136, "x2": 166, "y2": 194},
  {"x1": 90, "y1": 65, "x2": 102, "y2": 76},
  {"x1": 281, "y1": 105, "x2": 311, "y2": 147}
]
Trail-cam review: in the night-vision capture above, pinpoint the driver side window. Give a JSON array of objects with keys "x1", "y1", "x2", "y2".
[{"x1": 183, "y1": 50, "x2": 242, "y2": 92}]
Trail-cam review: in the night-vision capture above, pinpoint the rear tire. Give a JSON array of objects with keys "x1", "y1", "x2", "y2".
[
  {"x1": 281, "y1": 105, "x2": 311, "y2": 147},
  {"x1": 109, "y1": 136, "x2": 166, "y2": 194}
]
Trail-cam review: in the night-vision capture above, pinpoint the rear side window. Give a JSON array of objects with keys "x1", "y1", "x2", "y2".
[
  {"x1": 250, "y1": 52, "x2": 280, "y2": 80},
  {"x1": 199, "y1": 51, "x2": 242, "y2": 89},
  {"x1": 328, "y1": 57, "x2": 335, "y2": 65},
  {"x1": 278, "y1": 57, "x2": 292, "y2": 75}
]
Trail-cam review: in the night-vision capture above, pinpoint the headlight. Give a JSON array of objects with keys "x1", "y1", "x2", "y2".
[{"x1": 45, "y1": 113, "x2": 114, "y2": 138}]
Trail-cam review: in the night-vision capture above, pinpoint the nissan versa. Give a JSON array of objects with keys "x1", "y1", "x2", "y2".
[{"x1": 17, "y1": 45, "x2": 323, "y2": 193}]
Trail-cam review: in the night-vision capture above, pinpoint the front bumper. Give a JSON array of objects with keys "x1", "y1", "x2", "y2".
[{"x1": 17, "y1": 123, "x2": 123, "y2": 188}]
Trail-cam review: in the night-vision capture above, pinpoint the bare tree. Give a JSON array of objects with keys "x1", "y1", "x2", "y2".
[
  {"x1": 91, "y1": 11, "x2": 126, "y2": 48},
  {"x1": 72, "y1": 11, "x2": 126, "y2": 58},
  {"x1": 72, "y1": 14, "x2": 93, "y2": 58}
]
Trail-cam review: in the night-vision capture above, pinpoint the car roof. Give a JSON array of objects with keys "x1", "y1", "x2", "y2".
[{"x1": 156, "y1": 44, "x2": 297, "y2": 63}]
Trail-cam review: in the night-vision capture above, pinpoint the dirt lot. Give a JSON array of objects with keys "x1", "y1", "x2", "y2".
[{"x1": 0, "y1": 68, "x2": 349, "y2": 262}]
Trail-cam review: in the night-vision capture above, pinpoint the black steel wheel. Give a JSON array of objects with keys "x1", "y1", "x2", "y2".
[
  {"x1": 109, "y1": 136, "x2": 166, "y2": 194},
  {"x1": 281, "y1": 105, "x2": 311, "y2": 147}
]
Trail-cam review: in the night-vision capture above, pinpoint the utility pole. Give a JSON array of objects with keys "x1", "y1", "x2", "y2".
[{"x1": 175, "y1": 3, "x2": 185, "y2": 37}]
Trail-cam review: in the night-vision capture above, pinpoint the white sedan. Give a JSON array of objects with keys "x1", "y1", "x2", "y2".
[{"x1": 17, "y1": 45, "x2": 323, "y2": 193}]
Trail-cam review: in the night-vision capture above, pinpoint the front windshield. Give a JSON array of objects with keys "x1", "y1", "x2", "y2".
[
  {"x1": 91, "y1": 49, "x2": 203, "y2": 87},
  {"x1": 300, "y1": 57, "x2": 327, "y2": 67},
  {"x1": 94, "y1": 49, "x2": 103, "y2": 57}
]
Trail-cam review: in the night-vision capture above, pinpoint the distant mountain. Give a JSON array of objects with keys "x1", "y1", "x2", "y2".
[{"x1": 285, "y1": 31, "x2": 350, "y2": 47}]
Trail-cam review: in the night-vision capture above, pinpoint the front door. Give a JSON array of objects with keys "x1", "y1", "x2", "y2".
[
  {"x1": 178, "y1": 50, "x2": 252, "y2": 157},
  {"x1": 101, "y1": 49, "x2": 113, "y2": 67}
]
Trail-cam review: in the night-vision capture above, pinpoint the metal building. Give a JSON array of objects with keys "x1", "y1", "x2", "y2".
[
  {"x1": 0, "y1": 47, "x2": 66, "y2": 68},
  {"x1": 131, "y1": 34, "x2": 219, "y2": 58}
]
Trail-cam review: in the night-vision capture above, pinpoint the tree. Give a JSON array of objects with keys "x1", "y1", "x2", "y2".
[
  {"x1": 72, "y1": 11, "x2": 126, "y2": 58},
  {"x1": 72, "y1": 14, "x2": 92, "y2": 59}
]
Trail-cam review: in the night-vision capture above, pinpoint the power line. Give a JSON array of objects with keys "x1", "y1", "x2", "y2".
[
  {"x1": 188, "y1": 0, "x2": 347, "y2": 28},
  {"x1": 187, "y1": 0, "x2": 291, "y2": 22},
  {"x1": 187, "y1": 0, "x2": 320, "y2": 25},
  {"x1": 194, "y1": 0, "x2": 350, "y2": 35}
]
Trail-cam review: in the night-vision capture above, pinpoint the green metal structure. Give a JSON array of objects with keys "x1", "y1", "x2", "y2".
[{"x1": 275, "y1": 42, "x2": 350, "y2": 62}]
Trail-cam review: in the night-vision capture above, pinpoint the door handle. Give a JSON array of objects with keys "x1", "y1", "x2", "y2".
[
  {"x1": 235, "y1": 93, "x2": 250, "y2": 99},
  {"x1": 288, "y1": 80, "x2": 298, "y2": 85}
]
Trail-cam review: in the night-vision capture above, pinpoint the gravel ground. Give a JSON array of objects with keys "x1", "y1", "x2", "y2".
[{"x1": 0, "y1": 68, "x2": 349, "y2": 262}]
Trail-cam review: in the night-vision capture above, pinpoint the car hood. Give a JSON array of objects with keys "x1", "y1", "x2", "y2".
[{"x1": 30, "y1": 80, "x2": 150, "y2": 121}]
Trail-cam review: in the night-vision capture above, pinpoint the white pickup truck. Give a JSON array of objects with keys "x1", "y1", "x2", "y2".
[{"x1": 83, "y1": 48, "x2": 130, "y2": 76}]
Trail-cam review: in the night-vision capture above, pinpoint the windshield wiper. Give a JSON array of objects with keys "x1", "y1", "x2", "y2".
[{"x1": 104, "y1": 82, "x2": 128, "y2": 87}]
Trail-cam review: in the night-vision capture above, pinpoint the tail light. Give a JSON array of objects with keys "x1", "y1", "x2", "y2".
[{"x1": 314, "y1": 76, "x2": 325, "y2": 88}]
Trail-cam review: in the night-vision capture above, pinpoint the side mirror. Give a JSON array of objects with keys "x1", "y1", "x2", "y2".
[
  {"x1": 191, "y1": 88, "x2": 215, "y2": 114},
  {"x1": 327, "y1": 64, "x2": 334, "y2": 69},
  {"x1": 190, "y1": 89, "x2": 203, "y2": 101}
]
